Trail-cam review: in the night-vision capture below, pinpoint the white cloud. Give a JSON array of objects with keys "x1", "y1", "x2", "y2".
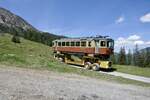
[
  {"x1": 140, "y1": 13, "x2": 150, "y2": 23},
  {"x1": 118, "y1": 37, "x2": 124, "y2": 41},
  {"x1": 116, "y1": 16, "x2": 124, "y2": 23},
  {"x1": 146, "y1": 41, "x2": 150, "y2": 45},
  {"x1": 115, "y1": 34, "x2": 141, "y2": 46},
  {"x1": 115, "y1": 34, "x2": 149, "y2": 52},
  {"x1": 127, "y1": 35, "x2": 140, "y2": 41},
  {"x1": 134, "y1": 40, "x2": 144, "y2": 45}
]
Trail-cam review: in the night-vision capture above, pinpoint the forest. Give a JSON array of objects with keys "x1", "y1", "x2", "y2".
[
  {"x1": 0, "y1": 24, "x2": 64, "y2": 46},
  {"x1": 111, "y1": 45, "x2": 150, "y2": 67}
]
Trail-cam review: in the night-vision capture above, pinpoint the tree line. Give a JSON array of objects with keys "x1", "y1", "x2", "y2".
[
  {"x1": 111, "y1": 45, "x2": 150, "y2": 67},
  {"x1": 0, "y1": 24, "x2": 64, "y2": 46}
]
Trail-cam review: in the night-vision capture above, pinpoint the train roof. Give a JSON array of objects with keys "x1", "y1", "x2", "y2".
[{"x1": 53, "y1": 36, "x2": 113, "y2": 42}]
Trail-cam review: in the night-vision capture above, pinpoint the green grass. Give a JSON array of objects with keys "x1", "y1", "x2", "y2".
[
  {"x1": 0, "y1": 34, "x2": 150, "y2": 87},
  {"x1": 113, "y1": 65, "x2": 150, "y2": 77},
  {"x1": 0, "y1": 34, "x2": 53, "y2": 68}
]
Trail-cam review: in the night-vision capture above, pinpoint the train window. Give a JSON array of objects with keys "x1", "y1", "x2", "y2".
[
  {"x1": 55, "y1": 41, "x2": 57, "y2": 46},
  {"x1": 76, "y1": 42, "x2": 80, "y2": 46},
  {"x1": 71, "y1": 42, "x2": 75, "y2": 46},
  {"x1": 58, "y1": 42, "x2": 61, "y2": 46},
  {"x1": 107, "y1": 41, "x2": 114, "y2": 48},
  {"x1": 62, "y1": 42, "x2": 65, "y2": 46},
  {"x1": 66, "y1": 42, "x2": 70, "y2": 46},
  {"x1": 52, "y1": 42, "x2": 54, "y2": 46},
  {"x1": 88, "y1": 42, "x2": 91, "y2": 47},
  {"x1": 101, "y1": 41, "x2": 106, "y2": 47},
  {"x1": 81, "y1": 41, "x2": 86, "y2": 47}
]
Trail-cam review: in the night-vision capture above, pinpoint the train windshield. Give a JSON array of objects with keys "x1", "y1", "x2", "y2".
[{"x1": 107, "y1": 41, "x2": 114, "y2": 48}]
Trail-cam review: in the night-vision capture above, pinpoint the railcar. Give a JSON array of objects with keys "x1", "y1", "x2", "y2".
[{"x1": 52, "y1": 36, "x2": 114, "y2": 70}]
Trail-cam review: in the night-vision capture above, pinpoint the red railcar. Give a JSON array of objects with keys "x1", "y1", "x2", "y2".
[{"x1": 52, "y1": 36, "x2": 114, "y2": 70}]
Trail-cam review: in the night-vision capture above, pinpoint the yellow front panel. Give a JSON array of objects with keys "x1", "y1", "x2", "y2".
[{"x1": 99, "y1": 61, "x2": 111, "y2": 69}]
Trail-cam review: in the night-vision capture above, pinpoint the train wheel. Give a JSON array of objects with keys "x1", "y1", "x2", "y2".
[
  {"x1": 53, "y1": 54, "x2": 56, "y2": 59},
  {"x1": 58, "y1": 57, "x2": 63, "y2": 62},
  {"x1": 84, "y1": 62, "x2": 91, "y2": 70},
  {"x1": 54, "y1": 54, "x2": 58, "y2": 59},
  {"x1": 92, "y1": 63, "x2": 100, "y2": 71}
]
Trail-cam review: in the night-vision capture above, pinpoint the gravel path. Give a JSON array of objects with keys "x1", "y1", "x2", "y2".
[
  {"x1": 0, "y1": 66, "x2": 150, "y2": 100},
  {"x1": 100, "y1": 71, "x2": 150, "y2": 83},
  {"x1": 70, "y1": 65, "x2": 150, "y2": 83}
]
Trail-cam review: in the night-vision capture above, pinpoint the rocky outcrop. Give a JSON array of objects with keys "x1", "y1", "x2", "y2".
[{"x1": 0, "y1": 7, "x2": 37, "y2": 31}]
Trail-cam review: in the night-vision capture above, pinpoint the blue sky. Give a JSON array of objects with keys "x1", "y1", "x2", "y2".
[{"x1": 0, "y1": 0, "x2": 150, "y2": 52}]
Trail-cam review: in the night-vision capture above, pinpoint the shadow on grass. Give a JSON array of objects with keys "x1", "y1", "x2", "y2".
[{"x1": 99, "y1": 68, "x2": 117, "y2": 72}]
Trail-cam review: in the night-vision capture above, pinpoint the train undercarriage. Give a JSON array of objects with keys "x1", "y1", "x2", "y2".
[{"x1": 53, "y1": 51, "x2": 112, "y2": 71}]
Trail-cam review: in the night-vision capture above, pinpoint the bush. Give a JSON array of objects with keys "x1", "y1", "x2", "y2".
[{"x1": 11, "y1": 35, "x2": 21, "y2": 43}]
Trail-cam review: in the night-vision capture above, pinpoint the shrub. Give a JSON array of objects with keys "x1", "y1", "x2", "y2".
[{"x1": 11, "y1": 35, "x2": 21, "y2": 43}]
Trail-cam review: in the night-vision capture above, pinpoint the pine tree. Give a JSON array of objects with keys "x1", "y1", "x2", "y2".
[
  {"x1": 143, "y1": 48, "x2": 150, "y2": 67},
  {"x1": 133, "y1": 44, "x2": 139, "y2": 66},
  {"x1": 11, "y1": 33, "x2": 21, "y2": 43},
  {"x1": 127, "y1": 49, "x2": 132, "y2": 65},
  {"x1": 133, "y1": 44, "x2": 144, "y2": 67},
  {"x1": 110, "y1": 54, "x2": 116, "y2": 64},
  {"x1": 119, "y1": 47, "x2": 126, "y2": 65}
]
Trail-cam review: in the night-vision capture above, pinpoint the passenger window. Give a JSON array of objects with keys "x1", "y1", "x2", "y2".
[
  {"x1": 71, "y1": 42, "x2": 75, "y2": 46},
  {"x1": 88, "y1": 42, "x2": 91, "y2": 47},
  {"x1": 62, "y1": 42, "x2": 65, "y2": 46},
  {"x1": 101, "y1": 41, "x2": 106, "y2": 47},
  {"x1": 76, "y1": 42, "x2": 80, "y2": 46},
  {"x1": 66, "y1": 42, "x2": 70, "y2": 46},
  {"x1": 52, "y1": 42, "x2": 54, "y2": 46},
  {"x1": 58, "y1": 42, "x2": 61, "y2": 46},
  {"x1": 107, "y1": 41, "x2": 114, "y2": 48},
  {"x1": 55, "y1": 41, "x2": 57, "y2": 46},
  {"x1": 81, "y1": 41, "x2": 86, "y2": 47}
]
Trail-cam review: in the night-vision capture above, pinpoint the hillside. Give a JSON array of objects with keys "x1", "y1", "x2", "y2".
[
  {"x1": 0, "y1": 7, "x2": 64, "y2": 46},
  {"x1": 0, "y1": 34, "x2": 52, "y2": 67},
  {"x1": 0, "y1": 7, "x2": 36, "y2": 32},
  {"x1": 0, "y1": 34, "x2": 76, "y2": 71},
  {"x1": 141, "y1": 47, "x2": 150, "y2": 52},
  {"x1": 0, "y1": 34, "x2": 150, "y2": 87}
]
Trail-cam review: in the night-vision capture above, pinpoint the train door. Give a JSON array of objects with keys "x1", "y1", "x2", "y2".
[
  {"x1": 55, "y1": 41, "x2": 58, "y2": 51},
  {"x1": 95, "y1": 40, "x2": 99, "y2": 54}
]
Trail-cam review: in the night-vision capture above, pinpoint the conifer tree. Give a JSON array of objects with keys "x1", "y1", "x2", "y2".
[
  {"x1": 110, "y1": 54, "x2": 116, "y2": 64},
  {"x1": 145, "y1": 49, "x2": 150, "y2": 67},
  {"x1": 119, "y1": 47, "x2": 126, "y2": 65},
  {"x1": 11, "y1": 33, "x2": 21, "y2": 43},
  {"x1": 133, "y1": 44, "x2": 144, "y2": 67},
  {"x1": 127, "y1": 49, "x2": 132, "y2": 65}
]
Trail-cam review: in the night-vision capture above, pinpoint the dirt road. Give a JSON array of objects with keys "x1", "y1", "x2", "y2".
[
  {"x1": 0, "y1": 66, "x2": 150, "y2": 100},
  {"x1": 100, "y1": 71, "x2": 150, "y2": 83},
  {"x1": 70, "y1": 65, "x2": 150, "y2": 83}
]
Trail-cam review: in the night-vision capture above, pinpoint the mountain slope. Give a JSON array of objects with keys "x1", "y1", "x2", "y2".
[
  {"x1": 0, "y1": 7, "x2": 37, "y2": 32},
  {"x1": 0, "y1": 7, "x2": 64, "y2": 46},
  {"x1": 141, "y1": 47, "x2": 150, "y2": 52},
  {"x1": 0, "y1": 33, "x2": 52, "y2": 67}
]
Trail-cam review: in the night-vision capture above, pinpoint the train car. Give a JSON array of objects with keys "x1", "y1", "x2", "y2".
[{"x1": 52, "y1": 36, "x2": 114, "y2": 70}]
